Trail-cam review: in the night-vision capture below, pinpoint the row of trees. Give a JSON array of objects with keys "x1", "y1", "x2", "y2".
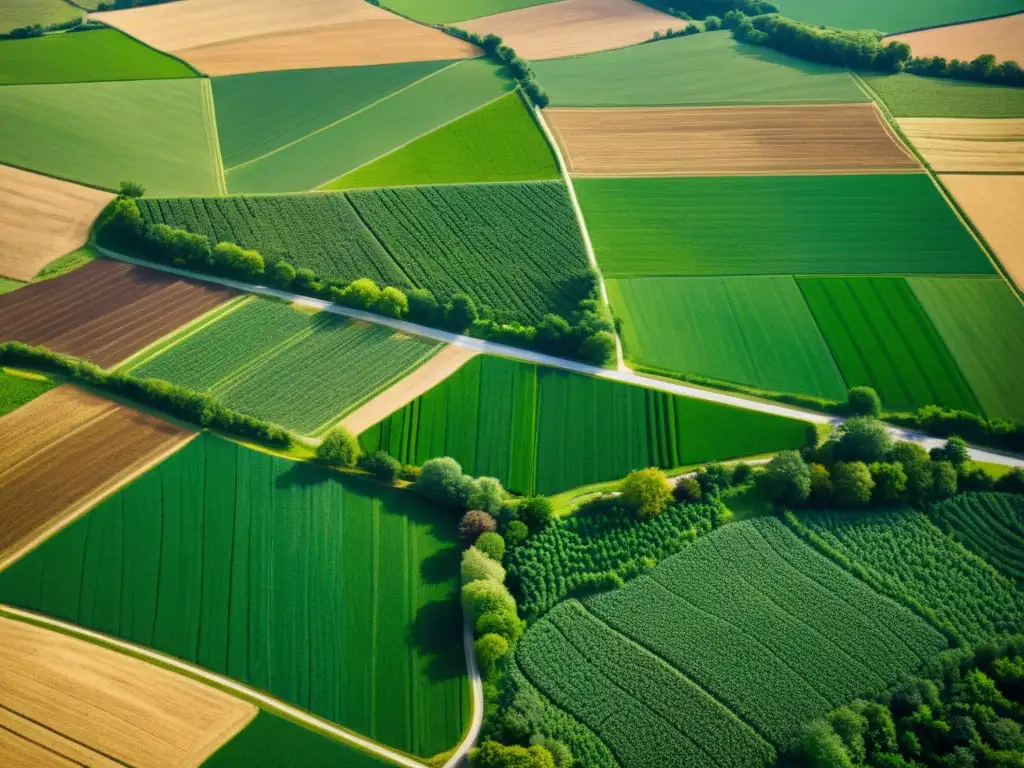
[
  {"x1": 1, "y1": 16, "x2": 85, "y2": 39},
  {"x1": 440, "y1": 28, "x2": 549, "y2": 107}
]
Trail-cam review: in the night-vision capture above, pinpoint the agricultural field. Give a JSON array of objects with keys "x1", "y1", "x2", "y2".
[
  {"x1": 517, "y1": 518, "x2": 945, "y2": 766},
  {"x1": 0, "y1": 0, "x2": 79, "y2": 31},
  {"x1": 381, "y1": 0, "x2": 561, "y2": 23},
  {"x1": 941, "y1": 175, "x2": 1024, "y2": 289},
  {"x1": 886, "y1": 13, "x2": 1024, "y2": 66},
  {"x1": 546, "y1": 103, "x2": 920, "y2": 177},
  {"x1": 607, "y1": 276, "x2": 848, "y2": 400},
  {"x1": 0, "y1": 28, "x2": 197, "y2": 86},
  {"x1": 898, "y1": 118, "x2": 1024, "y2": 171},
  {"x1": 773, "y1": 0, "x2": 1024, "y2": 34},
  {"x1": 225, "y1": 60, "x2": 511, "y2": 193},
  {"x1": 324, "y1": 92, "x2": 559, "y2": 189},
  {"x1": 795, "y1": 509, "x2": 1024, "y2": 643},
  {"x1": 358, "y1": 355, "x2": 812, "y2": 495},
  {"x1": 798, "y1": 277, "x2": 981, "y2": 413},
  {"x1": 909, "y1": 277, "x2": 1024, "y2": 423},
  {"x1": 129, "y1": 298, "x2": 442, "y2": 435},
  {"x1": 0, "y1": 259, "x2": 237, "y2": 368},
  {"x1": 0, "y1": 165, "x2": 113, "y2": 281},
  {"x1": 531, "y1": 31, "x2": 867, "y2": 107},
  {"x1": 865, "y1": 73, "x2": 1024, "y2": 118},
  {"x1": 929, "y1": 493, "x2": 1024, "y2": 583},
  {"x1": 0, "y1": 279, "x2": 22, "y2": 296},
  {"x1": 0, "y1": 78, "x2": 223, "y2": 195},
  {"x1": 0, "y1": 434, "x2": 470, "y2": 758},
  {"x1": 0, "y1": 616, "x2": 257, "y2": 767},
  {"x1": 577, "y1": 175, "x2": 993, "y2": 277},
  {"x1": 0, "y1": 368, "x2": 54, "y2": 418}
]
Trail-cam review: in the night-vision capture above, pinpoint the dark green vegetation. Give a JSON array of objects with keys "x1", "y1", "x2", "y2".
[
  {"x1": 929, "y1": 493, "x2": 1024, "y2": 583},
  {"x1": 0, "y1": 28, "x2": 196, "y2": 85},
  {"x1": 866, "y1": 73, "x2": 1024, "y2": 118},
  {"x1": 770, "y1": 0, "x2": 1024, "y2": 33},
  {"x1": 799, "y1": 277, "x2": 980, "y2": 414},
  {"x1": 359, "y1": 355, "x2": 812, "y2": 495},
  {"x1": 0, "y1": 435, "x2": 469, "y2": 757},
  {"x1": 136, "y1": 182, "x2": 591, "y2": 324},
  {"x1": 531, "y1": 31, "x2": 866, "y2": 107},
  {"x1": 323, "y1": 93, "x2": 559, "y2": 189},
  {"x1": 578, "y1": 175, "x2": 993, "y2": 278},
  {"x1": 0, "y1": 368, "x2": 53, "y2": 417},
  {"x1": 0, "y1": 0, "x2": 79, "y2": 32}
]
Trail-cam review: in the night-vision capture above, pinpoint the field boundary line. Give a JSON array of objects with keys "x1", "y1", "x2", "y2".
[
  {"x1": 200, "y1": 78, "x2": 228, "y2": 195},
  {"x1": 884, "y1": 8, "x2": 1024, "y2": 36}
]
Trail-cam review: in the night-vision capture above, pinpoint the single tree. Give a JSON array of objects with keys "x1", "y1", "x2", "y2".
[
  {"x1": 462, "y1": 579, "x2": 516, "y2": 621},
  {"x1": 621, "y1": 467, "x2": 673, "y2": 519},
  {"x1": 930, "y1": 436, "x2": 969, "y2": 466},
  {"x1": 445, "y1": 293, "x2": 478, "y2": 330},
  {"x1": 359, "y1": 451, "x2": 401, "y2": 484},
  {"x1": 461, "y1": 546, "x2": 505, "y2": 585},
  {"x1": 416, "y1": 457, "x2": 472, "y2": 507},
  {"x1": 475, "y1": 531, "x2": 505, "y2": 562},
  {"x1": 272, "y1": 260, "x2": 296, "y2": 288},
  {"x1": 474, "y1": 633, "x2": 510, "y2": 679},
  {"x1": 373, "y1": 286, "x2": 408, "y2": 319},
  {"x1": 673, "y1": 476, "x2": 702, "y2": 503},
  {"x1": 832, "y1": 462, "x2": 874, "y2": 507},
  {"x1": 460, "y1": 510, "x2": 497, "y2": 544},
  {"x1": 476, "y1": 609, "x2": 524, "y2": 644},
  {"x1": 847, "y1": 386, "x2": 882, "y2": 417},
  {"x1": 504, "y1": 520, "x2": 529, "y2": 547},
  {"x1": 118, "y1": 180, "x2": 145, "y2": 198},
  {"x1": 759, "y1": 451, "x2": 812, "y2": 507},
  {"x1": 468, "y1": 477, "x2": 505, "y2": 516},
  {"x1": 316, "y1": 427, "x2": 360, "y2": 468},
  {"x1": 869, "y1": 462, "x2": 908, "y2": 504},
  {"x1": 834, "y1": 418, "x2": 892, "y2": 463},
  {"x1": 340, "y1": 278, "x2": 381, "y2": 310}
]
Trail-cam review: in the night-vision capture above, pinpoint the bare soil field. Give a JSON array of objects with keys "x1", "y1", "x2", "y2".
[
  {"x1": 0, "y1": 167, "x2": 114, "y2": 282},
  {"x1": 0, "y1": 259, "x2": 236, "y2": 368},
  {"x1": 898, "y1": 118, "x2": 1024, "y2": 172},
  {"x1": 462, "y1": 0, "x2": 676, "y2": 60},
  {"x1": 887, "y1": 14, "x2": 1024, "y2": 68},
  {"x1": 546, "y1": 103, "x2": 921, "y2": 176},
  {"x1": 0, "y1": 386, "x2": 194, "y2": 569},
  {"x1": 941, "y1": 174, "x2": 1024, "y2": 290},
  {"x1": 0, "y1": 616, "x2": 256, "y2": 767}
]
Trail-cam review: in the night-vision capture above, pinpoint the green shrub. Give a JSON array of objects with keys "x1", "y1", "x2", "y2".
[
  {"x1": 847, "y1": 386, "x2": 882, "y2": 417},
  {"x1": 673, "y1": 476, "x2": 702, "y2": 503},
  {"x1": 417, "y1": 457, "x2": 473, "y2": 508},
  {"x1": 476, "y1": 609, "x2": 524, "y2": 644},
  {"x1": 759, "y1": 451, "x2": 811, "y2": 507},
  {"x1": 504, "y1": 520, "x2": 529, "y2": 547},
  {"x1": 359, "y1": 450, "x2": 401, "y2": 484},
  {"x1": 373, "y1": 286, "x2": 408, "y2": 319},
  {"x1": 474, "y1": 633, "x2": 511, "y2": 679},
  {"x1": 476, "y1": 531, "x2": 506, "y2": 562},
  {"x1": 460, "y1": 510, "x2": 498, "y2": 543},
  {"x1": 462, "y1": 579, "x2": 517, "y2": 621},
  {"x1": 869, "y1": 462, "x2": 908, "y2": 504},
  {"x1": 832, "y1": 462, "x2": 874, "y2": 508},
  {"x1": 622, "y1": 467, "x2": 673, "y2": 519},
  {"x1": 462, "y1": 546, "x2": 506, "y2": 585},
  {"x1": 316, "y1": 427, "x2": 360, "y2": 468}
]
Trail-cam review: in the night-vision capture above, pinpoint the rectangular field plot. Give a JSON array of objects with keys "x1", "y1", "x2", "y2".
[
  {"x1": 516, "y1": 519, "x2": 944, "y2": 767},
  {"x1": 898, "y1": 118, "x2": 1024, "y2": 172},
  {"x1": 798, "y1": 277, "x2": 980, "y2": 413},
  {"x1": 608, "y1": 276, "x2": 847, "y2": 400},
  {"x1": 941, "y1": 175, "x2": 1024, "y2": 291},
  {"x1": 0, "y1": 259, "x2": 236, "y2": 368},
  {"x1": 909, "y1": 277, "x2": 1024, "y2": 424},
  {"x1": 358, "y1": 355, "x2": 811, "y2": 495},
  {"x1": 0, "y1": 434, "x2": 469, "y2": 759},
  {"x1": 380, "y1": 0, "x2": 561, "y2": 23},
  {"x1": 770, "y1": 0, "x2": 1024, "y2": 34},
  {"x1": 0, "y1": 369, "x2": 54, "y2": 418},
  {"x1": 886, "y1": 14, "x2": 1024, "y2": 72},
  {"x1": 532, "y1": 31, "x2": 866, "y2": 108},
  {"x1": 547, "y1": 104, "x2": 920, "y2": 177},
  {"x1": 577, "y1": 175, "x2": 993, "y2": 278},
  {"x1": 130, "y1": 298, "x2": 442, "y2": 435},
  {"x1": 929, "y1": 493, "x2": 1024, "y2": 584},
  {"x1": 0, "y1": 0, "x2": 79, "y2": 31},
  {"x1": 866, "y1": 73, "x2": 1024, "y2": 118}
]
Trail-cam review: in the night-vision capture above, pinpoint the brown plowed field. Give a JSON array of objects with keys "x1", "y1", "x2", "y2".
[
  {"x1": 546, "y1": 103, "x2": 922, "y2": 176},
  {"x1": 462, "y1": 0, "x2": 676, "y2": 60},
  {"x1": 941, "y1": 174, "x2": 1024, "y2": 290},
  {"x1": 0, "y1": 386, "x2": 194, "y2": 569},
  {"x1": 0, "y1": 166, "x2": 113, "y2": 282},
  {"x1": 886, "y1": 14, "x2": 1024, "y2": 69},
  {"x1": 0, "y1": 616, "x2": 256, "y2": 767},
  {"x1": 898, "y1": 118, "x2": 1024, "y2": 172},
  {"x1": 0, "y1": 258, "x2": 235, "y2": 368}
]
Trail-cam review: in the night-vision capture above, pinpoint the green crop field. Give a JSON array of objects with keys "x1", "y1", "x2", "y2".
[
  {"x1": 379, "y1": 0, "x2": 560, "y2": 23},
  {"x1": 359, "y1": 355, "x2": 812, "y2": 495},
  {"x1": 0, "y1": 78, "x2": 222, "y2": 195},
  {"x1": 608, "y1": 276, "x2": 847, "y2": 400},
  {"x1": 323, "y1": 92, "x2": 559, "y2": 189},
  {"x1": 212, "y1": 61, "x2": 454, "y2": 169},
  {"x1": 226, "y1": 60, "x2": 512, "y2": 193},
  {"x1": 910, "y1": 277, "x2": 1024, "y2": 423},
  {"x1": 577, "y1": 175, "x2": 994, "y2": 278},
  {"x1": 531, "y1": 31, "x2": 866, "y2": 107},
  {"x1": 778, "y1": 0, "x2": 1024, "y2": 33},
  {"x1": 929, "y1": 493, "x2": 1024, "y2": 584},
  {"x1": 0, "y1": 278, "x2": 23, "y2": 295},
  {"x1": 795, "y1": 509, "x2": 1024, "y2": 643},
  {"x1": 0, "y1": 369, "x2": 54, "y2": 417},
  {"x1": 0, "y1": 28, "x2": 196, "y2": 85},
  {"x1": 798, "y1": 277, "x2": 980, "y2": 413},
  {"x1": 129, "y1": 299, "x2": 441, "y2": 435},
  {"x1": 865, "y1": 73, "x2": 1024, "y2": 118},
  {"x1": 0, "y1": 0, "x2": 79, "y2": 31},
  {"x1": 0, "y1": 435, "x2": 469, "y2": 758},
  {"x1": 138, "y1": 182, "x2": 593, "y2": 325},
  {"x1": 517, "y1": 519, "x2": 944, "y2": 766}
]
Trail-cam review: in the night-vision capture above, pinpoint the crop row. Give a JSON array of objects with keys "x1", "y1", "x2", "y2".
[{"x1": 929, "y1": 493, "x2": 1024, "y2": 582}]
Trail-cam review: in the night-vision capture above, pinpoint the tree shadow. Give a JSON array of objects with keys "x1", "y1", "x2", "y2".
[
  {"x1": 410, "y1": 598, "x2": 466, "y2": 682},
  {"x1": 274, "y1": 462, "x2": 324, "y2": 489},
  {"x1": 421, "y1": 544, "x2": 459, "y2": 585}
]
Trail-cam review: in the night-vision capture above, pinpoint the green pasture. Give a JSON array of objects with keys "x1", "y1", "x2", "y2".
[
  {"x1": 577, "y1": 175, "x2": 993, "y2": 278},
  {"x1": 0, "y1": 435, "x2": 469, "y2": 758},
  {"x1": 0, "y1": 78, "x2": 222, "y2": 195},
  {"x1": 324, "y1": 92, "x2": 559, "y2": 189},
  {"x1": 379, "y1": 0, "x2": 560, "y2": 23},
  {"x1": 910, "y1": 277, "x2": 1024, "y2": 423},
  {"x1": 531, "y1": 31, "x2": 866, "y2": 107},
  {"x1": 776, "y1": 0, "x2": 1024, "y2": 33},
  {"x1": 865, "y1": 73, "x2": 1024, "y2": 118},
  {"x1": 0, "y1": 28, "x2": 195, "y2": 85},
  {"x1": 608, "y1": 276, "x2": 846, "y2": 400},
  {"x1": 0, "y1": 368, "x2": 54, "y2": 417},
  {"x1": 0, "y1": 0, "x2": 78, "y2": 31},
  {"x1": 226, "y1": 59, "x2": 511, "y2": 193},
  {"x1": 0, "y1": 278, "x2": 23, "y2": 295}
]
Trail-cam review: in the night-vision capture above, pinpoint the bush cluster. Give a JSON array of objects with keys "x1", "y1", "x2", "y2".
[
  {"x1": 1, "y1": 16, "x2": 85, "y2": 39},
  {"x1": 641, "y1": 0, "x2": 775, "y2": 19},
  {"x1": 441, "y1": 28, "x2": 549, "y2": 107},
  {"x1": 889, "y1": 405, "x2": 1024, "y2": 454}
]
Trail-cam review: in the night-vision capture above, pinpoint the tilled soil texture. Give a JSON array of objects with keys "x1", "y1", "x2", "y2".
[
  {"x1": 898, "y1": 118, "x2": 1024, "y2": 172},
  {"x1": 941, "y1": 174, "x2": 1024, "y2": 290},
  {"x1": 0, "y1": 166, "x2": 114, "y2": 282},
  {"x1": 0, "y1": 258, "x2": 236, "y2": 367},
  {"x1": 0, "y1": 386, "x2": 194, "y2": 568},
  {"x1": 886, "y1": 14, "x2": 1024, "y2": 70},
  {"x1": 0, "y1": 616, "x2": 256, "y2": 767},
  {"x1": 546, "y1": 103, "x2": 922, "y2": 177},
  {"x1": 462, "y1": 0, "x2": 676, "y2": 60}
]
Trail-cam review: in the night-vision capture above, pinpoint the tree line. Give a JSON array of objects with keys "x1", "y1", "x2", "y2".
[{"x1": 440, "y1": 27, "x2": 550, "y2": 108}]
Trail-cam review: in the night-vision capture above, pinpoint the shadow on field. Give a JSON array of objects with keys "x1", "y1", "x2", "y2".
[
  {"x1": 410, "y1": 597, "x2": 466, "y2": 682},
  {"x1": 274, "y1": 462, "x2": 324, "y2": 489},
  {"x1": 420, "y1": 545, "x2": 459, "y2": 585}
]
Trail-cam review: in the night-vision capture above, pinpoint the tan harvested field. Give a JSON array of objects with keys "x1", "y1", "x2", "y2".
[
  {"x1": 0, "y1": 616, "x2": 256, "y2": 767},
  {"x1": 886, "y1": 14, "x2": 1024, "y2": 68},
  {"x1": 93, "y1": 0, "x2": 475, "y2": 74},
  {"x1": 942, "y1": 174, "x2": 1024, "y2": 290},
  {"x1": 0, "y1": 258, "x2": 236, "y2": 368},
  {"x1": 0, "y1": 166, "x2": 114, "y2": 282},
  {"x1": 547, "y1": 103, "x2": 922, "y2": 176},
  {"x1": 898, "y1": 118, "x2": 1024, "y2": 172},
  {"x1": 0, "y1": 386, "x2": 194, "y2": 568},
  {"x1": 462, "y1": 0, "x2": 676, "y2": 60}
]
